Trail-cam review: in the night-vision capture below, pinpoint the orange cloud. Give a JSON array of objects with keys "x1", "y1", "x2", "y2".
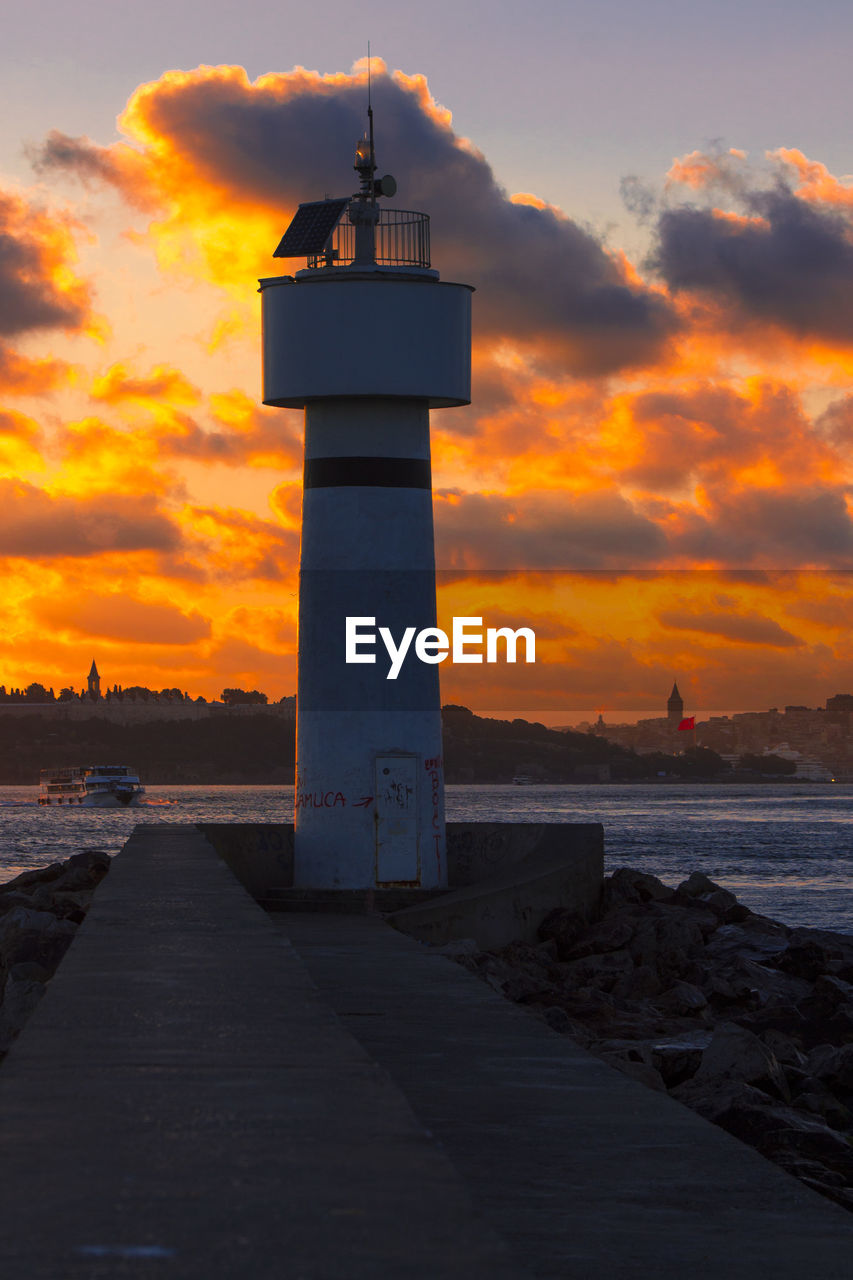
[
  {"x1": 0, "y1": 480, "x2": 180, "y2": 558},
  {"x1": 619, "y1": 379, "x2": 840, "y2": 494},
  {"x1": 0, "y1": 411, "x2": 44, "y2": 473},
  {"x1": 434, "y1": 489, "x2": 666, "y2": 569},
  {"x1": 658, "y1": 607, "x2": 803, "y2": 648},
  {"x1": 0, "y1": 344, "x2": 69, "y2": 396},
  {"x1": 177, "y1": 504, "x2": 299, "y2": 584},
  {"x1": 0, "y1": 189, "x2": 92, "y2": 338},
  {"x1": 30, "y1": 592, "x2": 211, "y2": 645},
  {"x1": 770, "y1": 148, "x2": 853, "y2": 208},
  {"x1": 666, "y1": 147, "x2": 748, "y2": 191},
  {"x1": 224, "y1": 605, "x2": 296, "y2": 651},
  {"x1": 60, "y1": 416, "x2": 181, "y2": 498},
  {"x1": 90, "y1": 362, "x2": 200, "y2": 406}
]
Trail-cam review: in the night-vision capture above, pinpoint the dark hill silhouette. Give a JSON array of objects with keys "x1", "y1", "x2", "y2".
[{"x1": 0, "y1": 706, "x2": 725, "y2": 785}]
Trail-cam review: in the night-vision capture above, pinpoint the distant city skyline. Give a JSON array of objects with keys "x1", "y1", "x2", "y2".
[{"x1": 3, "y1": 658, "x2": 853, "y2": 733}]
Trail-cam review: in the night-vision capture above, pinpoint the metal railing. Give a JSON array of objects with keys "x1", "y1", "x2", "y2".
[{"x1": 307, "y1": 209, "x2": 430, "y2": 270}]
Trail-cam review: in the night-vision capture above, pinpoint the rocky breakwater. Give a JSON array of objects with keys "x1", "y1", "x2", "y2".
[
  {"x1": 448, "y1": 868, "x2": 853, "y2": 1212},
  {"x1": 0, "y1": 851, "x2": 110, "y2": 1057}
]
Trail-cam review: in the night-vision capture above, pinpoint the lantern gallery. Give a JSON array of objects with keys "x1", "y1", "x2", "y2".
[{"x1": 345, "y1": 616, "x2": 536, "y2": 680}]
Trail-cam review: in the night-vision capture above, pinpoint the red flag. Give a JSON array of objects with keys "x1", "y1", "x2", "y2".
[{"x1": 678, "y1": 717, "x2": 695, "y2": 731}]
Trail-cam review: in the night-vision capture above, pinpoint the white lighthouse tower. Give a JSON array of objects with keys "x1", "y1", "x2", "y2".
[{"x1": 260, "y1": 105, "x2": 472, "y2": 891}]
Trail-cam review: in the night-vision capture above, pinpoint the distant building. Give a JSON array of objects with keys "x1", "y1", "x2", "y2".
[
  {"x1": 667, "y1": 681, "x2": 684, "y2": 727},
  {"x1": 826, "y1": 693, "x2": 853, "y2": 726},
  {"x1": 0, "y1": 658, "x2": 295, "y2": 721}
]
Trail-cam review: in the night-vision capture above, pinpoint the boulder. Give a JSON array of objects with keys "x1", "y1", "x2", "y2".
[
  {"x1": 675, "y1": 1081, "x2": 851, "y2": 1188},
  {"x1": 756, "y1": 1114, "x2": 853, "y2": 1184},
  {"x1": 795, "y1": 974, "x2": 853, "y2": 1047},
  {"x1": 491, "y1": 941, "x2": 562, "y2": 1004},
  {"x1": 760, "y1": 1029, "x2": 807, "y2": 1068},
  {"x1": 650, "y1": 1033, "x2": 711, "y2": 1087},
  {"x1": 704, "y1": 919, "x2": 789, "y2": 966},
  {"x1": 676, "y1": 872, "x2": 720, "y2": 899},
  {"x1": 537, "y1": 908, "x2": 590, "y2": 957},
  {"x1": 768, "y1": 1153, "x2": 853, "y2": 1211},
  {"x1": 671, "y1": 1076, "x2": 772, "y2": 1124},
  {"x1": 774, "y1": 927, "x2": 853, "y2": 983},
  {"x1": 557, "y1": 987, "x2": 619, "y2": 1030},
  {"x1": 594, "y1": 1036, "x2": 656, "y2": 1065},
  {"x1": 533, "y1": 938, "x2": 559, "y2": 963},
  {"x1": 791, "y1": 1081, "x2": 851, "y2": 1131},
  {"x1": 0, "y1": 907, "x2": 78, "y2": 971},
  {"x1": 473, "y1": 953, "x2": 530, "y2": 996},
  {"x1": 806, "y1": 1043, "x2": 853, "y2": 1094},
  {"x1": 626, "y1": 909, "x2": 708, "y2": 984},
  {"x1": 558, "y1": 911, "x2": 638, "y2": 961},
  {"x1": 0, "y1": 863, "x2": 66, "y2": 894},
  {"x1": 0, "y1": 850, "x2": 110, "y2": 915},
  {"x1": 694, "y1": 1022, "x2": 790, "y2": 1101},
  {"x1": 538, "y1": 1005, "x2": 597, "y2": 1047},
  {"x1": 810, "y1": 973, "x2": 853, "y2": 1012},
  {"x1": 656, "y1": 980, "x2": 708, "y2": 1016},
  {"x1": 675, "y1": 873, "x2": 750, "y2": 923},
  {"x1": 49, "y1": 849, "x2": 111, "y2": 894},
  {"x1": 611, "y1": 964, "x2": 662, "y2": 1000},
  {"x1": 0, "y1": 891, "x2": 44, "y2": 918},
  {"x1": 735, "y1": 1004, "x2": 809, "y2": 1046},
  {"x1": 560, "y1": 949, "x2": 634, "y2": 993},
  {"x1": 600, "y1": 868, "x2": 675, "y2": 909},
  {"x1": 540, "y1": 1006, "x2": 571, "y2": 1034},
  {"x1": 498, "y1": 939, "x2": 554, "y2": 973}
]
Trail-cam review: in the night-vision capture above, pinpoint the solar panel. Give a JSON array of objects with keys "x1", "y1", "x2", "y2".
[{"x1": 273, "y1": 198, "x2": 350, "y2": 258}]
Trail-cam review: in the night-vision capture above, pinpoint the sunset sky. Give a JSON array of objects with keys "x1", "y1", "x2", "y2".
[{"x1": 3, "y1": 0, "x2": 853, "y2": 721}]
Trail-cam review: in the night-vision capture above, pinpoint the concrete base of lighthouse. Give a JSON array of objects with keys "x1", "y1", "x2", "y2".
[{"x1": 295, "y1": 711, "x2": 444, "y2": 890}]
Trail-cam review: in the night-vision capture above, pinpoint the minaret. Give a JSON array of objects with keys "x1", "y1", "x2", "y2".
[
  {"x1": 667, "y1": 680, "x2": 683, "y2": 726},
  {"x1": 260, "y1": 102, "x2": 472, "y2": 890},
  {"x1": 87, "y1": 659, "x2": 101, "y2": 702}
]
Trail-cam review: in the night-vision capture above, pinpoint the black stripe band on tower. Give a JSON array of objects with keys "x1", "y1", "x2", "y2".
[{"x1": 305, "y1": 456, "x2": 432, "y2": 489}]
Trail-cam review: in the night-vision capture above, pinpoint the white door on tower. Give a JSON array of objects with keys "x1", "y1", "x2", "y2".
[{"x1": 375, "y1": 755, "x2": 420, "y2": 884}]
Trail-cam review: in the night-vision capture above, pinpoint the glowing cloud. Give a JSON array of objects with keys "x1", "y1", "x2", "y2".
[
  {"x1": 34, "y1": 62, "x2": 676, "y2": 374},
  {"x1": 30, "y1": 592, "x2": 211, "y2": 645}
]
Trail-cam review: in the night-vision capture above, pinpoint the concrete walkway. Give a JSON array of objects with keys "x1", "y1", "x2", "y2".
[
  {"x1": 0, "y1": 826, "x2": 523, "y2": 1279},
  {"x1": 2, "y1": 824, "x2": 853, "y2": 1278},
  {"x1": 279, "y1": 913, "x2": 853, "y2": 1280}
]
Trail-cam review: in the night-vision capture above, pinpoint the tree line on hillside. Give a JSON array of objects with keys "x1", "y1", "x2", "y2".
[
  {"x1": 0, "y1": 704, "x2": 799, "y2": 785},
  {"x1": 441, "y1": 706, "x2": 796, "y2": 783},
  {"x1": 0, "y1": 684, "x2": 276, "y2": 704}
]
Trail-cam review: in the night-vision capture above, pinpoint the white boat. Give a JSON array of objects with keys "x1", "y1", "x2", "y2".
[{"x1": 38, "y1": 765, "x2": 145, "y2": 807}]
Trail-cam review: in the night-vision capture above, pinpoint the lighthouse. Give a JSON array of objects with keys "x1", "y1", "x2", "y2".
[{"x1": 260, "y1": 106, "x2": 472, "y2": 890}]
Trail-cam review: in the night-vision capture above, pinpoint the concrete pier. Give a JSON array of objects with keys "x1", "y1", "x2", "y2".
[
  {"x1": 0, "y1": 825, "x2": 522, "y2": 1278},
  {"x1": 2, "y1": 825, "x2": 853, "y2": 1277},
  {"x1": 283, "y1": 914, "x2": 853, "y2": 1278}
]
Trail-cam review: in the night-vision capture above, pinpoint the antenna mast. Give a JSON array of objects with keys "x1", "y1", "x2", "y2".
[{"x1": 367, "y1": 41, "x2": 375, "y2": 203}]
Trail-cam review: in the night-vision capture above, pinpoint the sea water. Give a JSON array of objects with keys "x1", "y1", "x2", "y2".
[{"x1": 1, "y1": 782, "x2": 850, "y2": 934}]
